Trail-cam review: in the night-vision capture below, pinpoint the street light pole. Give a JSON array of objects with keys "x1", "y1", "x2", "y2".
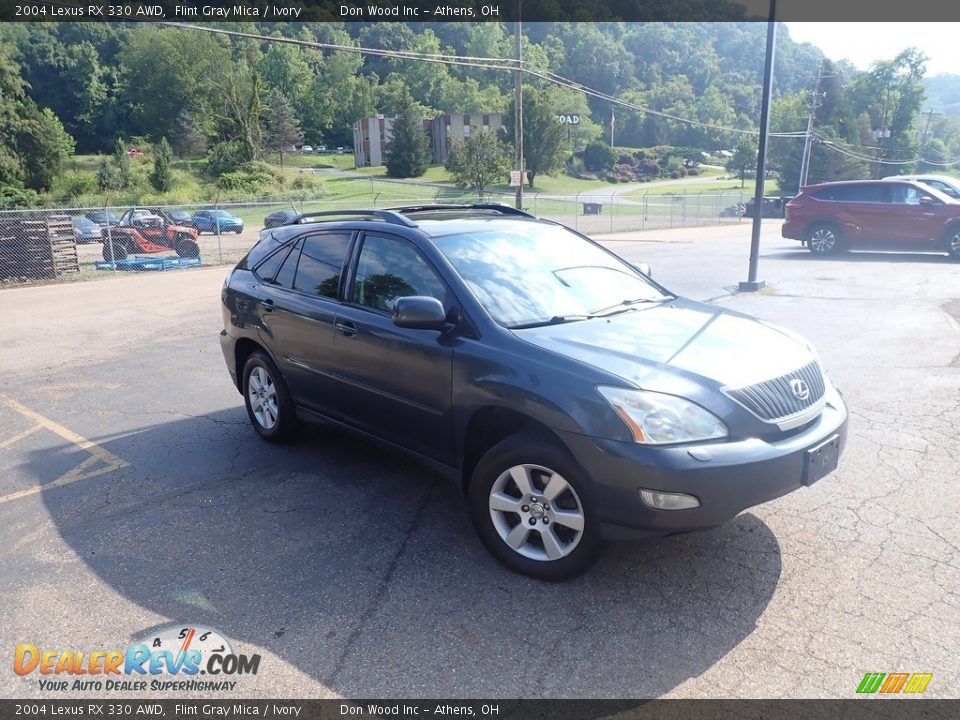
[{"x1": 739, "y1": 0, "x2": 776, "y2": 293}]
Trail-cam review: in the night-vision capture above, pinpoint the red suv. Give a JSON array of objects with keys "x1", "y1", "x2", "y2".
[{"x1": 782, "y1": 180, "x2": 960, "y2": 258}]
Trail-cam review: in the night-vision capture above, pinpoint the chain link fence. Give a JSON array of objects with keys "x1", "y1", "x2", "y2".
[{"x1": 0, "y1": 184, "x2": 757, "y2": 287}]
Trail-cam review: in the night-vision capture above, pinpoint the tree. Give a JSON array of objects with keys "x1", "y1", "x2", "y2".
[
  {"x1": 445, "y1": 127, "x2": 511, "y2": 198},
  {"x1": 97, "y1": 158, "x2": 120, "y2": 191},
  {"x1": 385, "y1": 88, "x2": 430, "y2": 179},
  {"x1": 113, "y1": 136, "x2": 132, "y2": 188},
  {"x1": 504, "y1": 87, "x2": 568, "y2": 188},
  {"x1": 727, "y1": 137, "x2": 756, "y2": 188},
  {"x1": 150, "y1": 137, "x2": 173, "y2": 192},
  {"x1": 15, "y1": 106, "x2": 75, "y2": 191},
  {"x1": 264, "y1": 90, "x2": 304, "y2": 175},
  {"x1": 172, "y1": 109, "x2": 207, "y2": 158}
]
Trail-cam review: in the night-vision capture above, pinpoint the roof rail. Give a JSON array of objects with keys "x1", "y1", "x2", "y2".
[
  {"x1": 388, "y1": 203, "x2": 535, "y2": 218},
  {"x1": 291, "y1": 209, "x2": 416, "y2": 227}
]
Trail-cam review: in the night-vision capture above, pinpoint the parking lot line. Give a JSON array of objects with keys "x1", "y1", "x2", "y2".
[
  {"x1": 0, "y1": 394, "x2": 129, "y2": 505},
  {"x1": 0, "y1": 424, "x2": 41, "y2": 449}
]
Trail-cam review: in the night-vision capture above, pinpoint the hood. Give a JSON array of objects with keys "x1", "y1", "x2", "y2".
[{"x1": 512, "y1": 298, "x2": 814, "y2": 390}]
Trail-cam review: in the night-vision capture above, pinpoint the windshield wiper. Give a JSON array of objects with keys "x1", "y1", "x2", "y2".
[
  {"x1": 507, "y1": 314, "x2": 596, "y2": 330},
  {"x1": 590, "y1": 296, "x2": 673, "y2": 317}
]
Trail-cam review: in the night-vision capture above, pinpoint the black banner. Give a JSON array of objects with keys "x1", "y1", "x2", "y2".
[
  {"x1": 5, "y1": 0, "x2": 960, "y2": 22},
  {"x1": 0, "y1": 700, "x2": 957, "y2": 720}
]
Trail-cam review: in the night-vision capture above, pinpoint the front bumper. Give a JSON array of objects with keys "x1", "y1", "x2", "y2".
[{"x1": 558, "y1": 387, "x2": 848, "y2": 540}]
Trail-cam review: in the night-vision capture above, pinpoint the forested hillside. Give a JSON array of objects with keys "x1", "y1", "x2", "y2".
[{"x1": 2, "y1": 20, "x2": 959, "y2": 207}]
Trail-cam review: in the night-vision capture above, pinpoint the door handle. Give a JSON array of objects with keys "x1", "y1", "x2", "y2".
[
  {"x1": 335, "y1": 320, "x2": 358, "y2": 337},
  {"x1": 262, "y1": 299, "x2": 275, "y2": 313}
]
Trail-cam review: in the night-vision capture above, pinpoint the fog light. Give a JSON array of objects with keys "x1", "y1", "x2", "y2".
[{"x1": 639, "y1": 489, "x2": 700, "y2": 511}]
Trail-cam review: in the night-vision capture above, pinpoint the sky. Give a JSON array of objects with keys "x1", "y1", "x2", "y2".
[{"x1": 785, "y1": 23, "x2": 959, "y2": 77}]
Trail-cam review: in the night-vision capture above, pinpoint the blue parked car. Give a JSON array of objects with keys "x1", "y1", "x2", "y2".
[{"x1": 191, "y1": 209, "x2": 245, "y2": 234}]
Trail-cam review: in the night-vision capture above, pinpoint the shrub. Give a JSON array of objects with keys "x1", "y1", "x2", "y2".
[
  {"x1": 291, "y1": 175, "x2": 322, "y2": 192},
  {"x1": 584, "y1": 140, "x2": 618, "y2": 172},
  {"x1": 637, "y1": 159, "x2": 661, "y2": 177},
  {"x1": 55, "y1": 170, "x2": 98, "y2": 199}
]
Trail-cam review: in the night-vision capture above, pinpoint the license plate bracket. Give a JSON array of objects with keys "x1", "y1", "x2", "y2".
[{"x1": 803, "y1": 433, "x2": 840, "y2": 486}]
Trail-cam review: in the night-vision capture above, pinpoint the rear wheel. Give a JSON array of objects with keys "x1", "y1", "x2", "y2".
[
  {"x1": 242, "y1": 351, "x2": 297, "y2": 442},
  {"x1": 807, "y1": 223, "x2": 842, "y2": 255},
  {"x1": 174, "y1": 236, "x2": 199, "y2": 258},
  {"x1": 469, "y1": 434, "x2": 601, "y2": 581},
  {"x1": 944, "y1": 224, "x2": 960, "y2": 259}
]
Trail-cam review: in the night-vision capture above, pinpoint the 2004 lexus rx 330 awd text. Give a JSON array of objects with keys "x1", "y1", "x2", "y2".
[{"x1": 220, "y1": 205, "x2": 847, "y2": 581}]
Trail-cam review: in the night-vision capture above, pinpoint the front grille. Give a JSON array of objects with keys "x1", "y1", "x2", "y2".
[{"x1": 726, "y1": 360, "x2": 825, "y2": 422}]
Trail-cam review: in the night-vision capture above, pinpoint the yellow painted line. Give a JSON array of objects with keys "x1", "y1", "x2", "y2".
[
  {"x1": 0, "y1": 395, "x2": 129, "y2": 505},
  {"x1": 0, "y1": 424, "x2": 42, "y2": 449}
]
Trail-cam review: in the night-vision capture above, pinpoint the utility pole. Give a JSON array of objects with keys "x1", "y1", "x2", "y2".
[
  {"x1": 798, "y1": 63, "x2": 823, "y2": 190},
  {"x1": 739, "y1": 0, "x2": 776, "y2": 293},
  {"x1": 513, "y1": 14, "x2": 524, "y2": 210}
]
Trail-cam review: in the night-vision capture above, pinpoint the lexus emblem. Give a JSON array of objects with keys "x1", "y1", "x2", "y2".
[{"x1": 790, "y1": 378, "x2": 811, "y2": 401}]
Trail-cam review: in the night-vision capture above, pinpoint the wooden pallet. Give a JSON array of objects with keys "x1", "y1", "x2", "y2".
[{"x1": 0, "y1": 215, "x2": 80, "y2": 281}]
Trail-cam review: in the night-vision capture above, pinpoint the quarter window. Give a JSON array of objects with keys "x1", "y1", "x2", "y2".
[
  {"x1": 253, "y1": 245, "x2": 292, "y2": 283},
  {"x1": 352, "y1": 235, "x2": 446, "y2": 313}
]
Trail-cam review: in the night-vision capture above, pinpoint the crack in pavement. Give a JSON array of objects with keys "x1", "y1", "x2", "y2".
[{"x1": 322, "y1": 480, "x2": 437, "y2": 687}]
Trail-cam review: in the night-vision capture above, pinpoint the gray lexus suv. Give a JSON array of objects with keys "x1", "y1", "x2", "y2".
[{"x1": 220, "y1": 205, "x2": 848, "y2": 581}]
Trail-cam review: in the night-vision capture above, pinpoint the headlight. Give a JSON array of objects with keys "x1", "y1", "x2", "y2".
[{"x1": 597, "y1": 387, "x2": 728, "y2": 445}]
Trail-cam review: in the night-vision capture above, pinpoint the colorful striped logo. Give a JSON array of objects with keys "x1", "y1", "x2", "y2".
[{"x1": 857, "y1": 673, "x2": 933, "y2": 694}]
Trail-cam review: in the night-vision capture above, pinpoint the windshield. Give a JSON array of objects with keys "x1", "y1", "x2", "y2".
[{"x1": 433, "y1": 223, "x2": 670, "y2": 327}]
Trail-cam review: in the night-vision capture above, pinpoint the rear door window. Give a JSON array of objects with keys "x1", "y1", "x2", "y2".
[{"x1": 293, "y1": 232, "x2": 353, "y2": 299}]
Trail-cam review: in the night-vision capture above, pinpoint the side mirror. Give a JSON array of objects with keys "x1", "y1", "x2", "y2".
[
  {"x1": 393, "y1": 296, "x2": 447, "y2": 330},
  {"x1": 633, "y1": 262, "x2": 652, "y2": 278},
  {"x1": 919, "y1": 196, "x2": 939, "y2": 206}
]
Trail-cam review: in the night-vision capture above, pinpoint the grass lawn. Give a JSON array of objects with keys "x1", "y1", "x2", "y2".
[{"x1": 625, "y1": 177, "x2": 781, "y2": 197}]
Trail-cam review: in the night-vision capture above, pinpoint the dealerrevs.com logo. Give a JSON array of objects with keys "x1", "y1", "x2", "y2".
[
  {"x1": 856, "y1": 672, "x2": 933, "y2": 695},
  {"x1": 14, "y1": 625, "x2": 260, "y2": 693}
]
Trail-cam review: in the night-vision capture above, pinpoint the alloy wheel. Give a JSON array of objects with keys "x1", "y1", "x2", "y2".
[
  {"x1": 488, "y1": 463, "x2": 585, "y2": 562},
  {"x1": 809, "y1": 227, "x2": 836, "y2": 253},
  {"x1": 948, "y1": 229, "x2": 960, "y2": 257},
  {"x1": 248, "y1": 366, "x2": 279, "y2": 429}
]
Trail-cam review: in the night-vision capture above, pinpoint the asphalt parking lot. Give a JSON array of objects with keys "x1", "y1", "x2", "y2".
[{"x1": 1, "y1": 221, "x2": 957, "y2": 699}]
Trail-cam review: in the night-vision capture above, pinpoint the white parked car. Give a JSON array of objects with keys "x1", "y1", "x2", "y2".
[
  {"x1": 882, "y1": 174, "x2": 960, "y2": 199},
  {"x1": 301, "y1": 145, "x2": 313, "y2": 153}
]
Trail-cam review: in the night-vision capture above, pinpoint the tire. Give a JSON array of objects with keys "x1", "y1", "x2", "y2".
[
  {"x1": 102, "y1": 240, "x2": 127, "y2": 262},
  {"x1": 175, "y1": 236, "x2": 200, "y2": 258},
  {"x1": 242, "y1": 351, "x2": 297, "y2": 442},
  {"x1": 944, "y1": 224, "x2": 960, "y2": 259},
  {"x1": 468, "y1": 434, "x2": 602, "y2": 581},
  {"x1": 235, "y1": 227, "x2": 243, "y2": 234},
  {"x1": 807, "y1": 223, "x2": 842, "y2": 255}
]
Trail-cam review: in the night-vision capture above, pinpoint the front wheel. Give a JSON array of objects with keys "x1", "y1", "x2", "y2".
[
  {"x1": 807, "y1": 223, "x2": 842, "y2": 255},
  {"x1": 102, "y1": 240, "x2": 128, "y2": 261},
  {"x1": 242, "y1": 351, "x2": 297, "y2": 442},
  {"x1": 944, "y1": 225, "x2": 960, "y2": 259},
  {"x1": 469, "y1": 434, "x2": 601, "y2": 581}
]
